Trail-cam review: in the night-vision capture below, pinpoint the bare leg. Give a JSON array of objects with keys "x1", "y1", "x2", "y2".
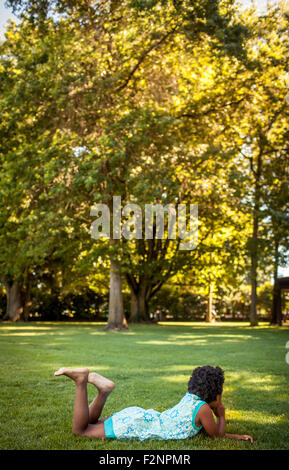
[
  {"x1": 54, "y1": 367, "x2": 90, "y2": 433},
  {"x1": 88, "y1": 372, "x2": 115, "y2": 424},
  {"x1": 54, "y1": 367, "x2": 111, "y2": 439}
]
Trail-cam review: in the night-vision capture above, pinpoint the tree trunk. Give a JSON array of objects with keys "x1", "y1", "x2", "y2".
[
  {"x1": 250, "y1": 209, "x2": 259, "y2": 326},
  {"x1": 23, "y1": 270, "x2": 31, "y2": 321},
  {"x1": 130, "y1": 290, "x2": 137, "y2": 319},
  {"x1": 277, "y1": 289, "x2": 283, "y2": 326},
  {"x1": 206, "y1": 282, "x2": 213, "y2": 322},
  {"x1": 104, "y1": 250, "x2": 128, "y2": 330},
  {"x1": 271, "y1": 241, "x2": 280, "y2": 325},
  {"x1": 249, "y1": 150, "x2": 262, "y2": 327},
  {"x1": 130, "y1": 284, "x2": 149, "y2": 322},
  {"x1": 3, "y1": 280, "x2": 23, "y2": 321}
]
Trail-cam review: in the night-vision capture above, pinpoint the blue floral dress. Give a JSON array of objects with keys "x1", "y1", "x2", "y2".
[{"x1": 104, "y1": 393, "x2": 206, "y2": 441}]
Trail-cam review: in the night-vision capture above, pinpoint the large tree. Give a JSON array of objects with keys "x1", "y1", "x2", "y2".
[
  {"x1": 2, "y1": 0, "x2": 288, "y2": 328},
  {"x1": 227, "y1": 4, "x2": 289, "y2": 325}
]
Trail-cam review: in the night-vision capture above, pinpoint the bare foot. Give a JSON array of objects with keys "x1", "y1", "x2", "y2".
[
  {"x1": 88, "y1": 372, "x2": 115, "y2": 393},
  {"x1": 54, "y1": 367, "x2": 89, "y2": 383}
]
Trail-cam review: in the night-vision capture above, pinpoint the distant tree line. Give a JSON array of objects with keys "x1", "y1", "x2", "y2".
[{"x1": 0, "y1": 0, "x2": 288, "y2": 327}]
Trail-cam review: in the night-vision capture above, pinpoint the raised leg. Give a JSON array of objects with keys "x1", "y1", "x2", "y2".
[
  {"x1": 54, "y1": 367, "x2": 113, "y2": 439},
  {"x1": 54, "y1": 367, "x2": 90, "y2": 434},
  {"x1": 88, "y1": 372, "x2": 115, "y2": 424}
]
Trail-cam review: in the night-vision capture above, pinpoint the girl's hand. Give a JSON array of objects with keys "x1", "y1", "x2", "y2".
[
  {"x1": 239, "y1": 434, "x2": 254, "y2": 443},
  {"x1": 225, "y1": 433, "x2": 254, "y2": 443},
  {"x1": 213, "y1": 402, "x2": 225, "y2": 418}
]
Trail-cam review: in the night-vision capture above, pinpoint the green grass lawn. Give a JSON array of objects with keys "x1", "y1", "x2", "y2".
[{"x1": 0, "y1": 321, "x2": 288, "y2": 450}]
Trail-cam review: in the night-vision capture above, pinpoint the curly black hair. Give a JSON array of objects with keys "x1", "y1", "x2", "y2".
[{"x1": 187, "y1": 366, "x2": 224, "y2": 403}]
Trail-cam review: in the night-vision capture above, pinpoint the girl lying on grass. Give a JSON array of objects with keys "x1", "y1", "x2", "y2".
[{"x1": 54, "y1": 365, "x2": 253, "y2": 443}]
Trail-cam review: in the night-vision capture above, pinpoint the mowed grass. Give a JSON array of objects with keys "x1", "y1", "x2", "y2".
[{"x1": 0, "y1": 321, "x2": 288, "y2": 450}]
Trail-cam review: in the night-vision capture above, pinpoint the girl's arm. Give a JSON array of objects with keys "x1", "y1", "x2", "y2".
[
  {"x1": 225, "y1": 433, "x2": 254, "y2": 443},
  {"x1": 198, "y1": 403, "x2": 253, "y2": 443},
  {"x1": 197, "y1": 402, "x2": 226, "y2": 437}
]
